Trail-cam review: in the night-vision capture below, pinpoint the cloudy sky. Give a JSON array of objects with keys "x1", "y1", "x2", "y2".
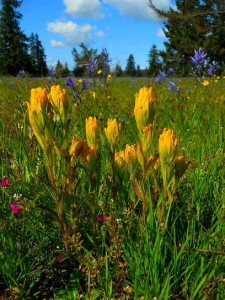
[{"x1": 20, "y1": 0, "x2": 174, "y2": 70}]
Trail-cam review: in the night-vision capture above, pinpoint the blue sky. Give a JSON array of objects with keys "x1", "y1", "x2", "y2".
[{"x1": 20, "y1": 0, "x2": 174, "y2": 70}]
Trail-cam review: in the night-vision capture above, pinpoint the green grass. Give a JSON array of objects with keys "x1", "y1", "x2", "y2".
[{"x1": 0, "y1": 74, "x2": 225, "y2": 299}]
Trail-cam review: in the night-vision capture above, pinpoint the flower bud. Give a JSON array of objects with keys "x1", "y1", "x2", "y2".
[
  {"x1": 134, "y1": 87, "x2": 155, "y2": 133},
  {"x1": 104, "y1": 118, "x2": 121, "y2": 150}
]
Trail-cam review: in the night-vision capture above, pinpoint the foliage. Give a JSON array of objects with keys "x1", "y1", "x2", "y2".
[
  {"x1": 149, "y1": 0, "x2": 225, "y2": 76},
  {"x1": 29, "y1": 33, "x2": 48, "y2": 77},
  {"x1": 0, "y1": 0, "x2": 48, "y2": 77},
  {"x1": 125, "y1": 54, "x2": 136, "y2": 77},
  {"x1": 147, "y1": 44, "x2": 162, "y2": 76}
]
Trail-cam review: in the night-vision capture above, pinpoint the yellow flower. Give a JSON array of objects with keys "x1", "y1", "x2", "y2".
[
  {"x1": 202, "y1": 80, "x2": 209, "y2": 86},
  {"x1": 97, "y1": 69, "x2": 102, "y2": 75},
  {"x1": 86, "y1": 116, "x2": 99, "y2": 149},
  {"x1": 85, "y1": 144, "x2": 97, "y2": 170},
  {"x1": 114, "y1": 151, "x2": 125, "y2": 169},
  {"x1": 123, "y1": 144, "x2": 137, "y2": 172},
  {"x1": 29, "y1": 87, "x2": 48, "y2": 111},
  {"x1": 104, "y1": 118, "x2": 122, "y2": 150},
  {"x1": 27, "y1": 87, "x2": 51, "y2": 150},
  {"x1": 48, "y1": 85, "x2": 69, "y2": 123},
  {"x1": 69, "y1": 136, "x2": 88, "y2": 160},
  {"x1": 140, "y1": 124, "x2": 152, "y2": 154},
  {"x1": 78, "y1": 78, "x2": 82, "y2": 83},
  {"x1": 134, "y1": 86, "x2": 155, "y2": 133},
  {"x1": 159, "y1": 129, "x2": 178, "y2": 164},
  {"x1": 107, "y1": 74, "x2": 112, "y2": 81},
  {"x1": 214, "y1": 80, "x2": 218, "y2": 84}
]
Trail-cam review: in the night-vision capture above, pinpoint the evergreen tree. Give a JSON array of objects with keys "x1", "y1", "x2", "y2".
[
  {"x1": 0, "y1": 0, "x2": 30, "y2": 75},
  {"x1": 125, "y1": 54, "x2": 136, "y2": 77},
  {"x1": 114, "y1": 64, "x2": 124, "y2": 77},
  {"x1": 149, "y1": 0, "x2": 225, "y2": 75},
  {"x1": 61, "y1": 63, "x2": 70, "y2": 77},
  {"x1": 147, "y1": 44, "x2": 161, "y2": 76},
  {"x1": 136, "y1": 65, "x2": 142, "y2": 77},
  {"x1": 29, "y1": 33, "x2": 48, "y2": 76},
  {"x1": 114, "y1": 63, "x2": 123, "y2": 77}
]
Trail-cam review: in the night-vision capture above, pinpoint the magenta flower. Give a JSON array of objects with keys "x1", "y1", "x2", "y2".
[
  {"x1": 96, "y1": 215, "x2": 111, "y2": 222},
  {"x1": 1, "y1": 177, "x2": 9, "y2": 187},
  {"x1": 10, "y1": 203, "x2": 22, "y2": 215}
]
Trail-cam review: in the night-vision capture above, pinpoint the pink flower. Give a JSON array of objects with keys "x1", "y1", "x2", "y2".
[
  {"x1": 1, "y1": 177, "x2": 9, "y2": 187},
  {"x1": 96, "y1": 215, "x2": 111, "y2": 222},
  {"x1": 10, "y1": 203, "x2": 22, "y2": 215}
]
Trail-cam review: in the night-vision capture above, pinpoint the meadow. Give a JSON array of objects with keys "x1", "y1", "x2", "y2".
[{"x1": 0, "y1": 72, "x2": 225, "y2": 299}]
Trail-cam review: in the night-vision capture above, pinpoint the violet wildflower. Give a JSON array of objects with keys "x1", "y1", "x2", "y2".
[
  {"x1": 168, "y1": 81, "x2": 175, "y2": 91},
  {"x1": 207, "y1": 64, "x2": 214, "y2": 76},
  {"x1": 167, "y1": 67, "x2": 174, "y2": 76},
  {"x1": 86, "y1": 58, "x2": 98, "y2": 76},
  {"x1": 191, "y1": 48, "x2": 207, "y2": 65},
  {"x1": 81, "y1": 79, "x2": 87, "y2": 90},
  {"x1": 155, "y1": 70, "x2": 167, "y2": 83},
  {"x1": 10, "y1": 203, "x2": 22, "y2": 215},
  {"x1": 207, "y1": 61, "x2": 219, "y2": 76},
  {"x1": 190, "y1": 48, "x2": 208, "y2": 76},
  {"x1": 16, "y1": 70, "x2": 26, "y2": 78},
  {"x1": 1, "y1": 177, "x2": 9, "y2": 187},
  {"x1": 66, "y1": 77, "x2": 74, "y2": 88}
]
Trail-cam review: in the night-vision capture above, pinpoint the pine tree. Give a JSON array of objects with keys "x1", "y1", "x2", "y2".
[
  {"x1": 114, "y1": 64, "x2": 123, "y2": 77},
  {"x1": 125, "y1": 54, "x2": 136, "y2": 77},
  {"x1": 147, "y1": 44, "x2": 161, "y2": 76},
  {"x1": 29, "y1": 33, "x2": 48, "y2": 76},
  {"x1": 0, "y1": 0, "x2": 30, "y2": 75}
]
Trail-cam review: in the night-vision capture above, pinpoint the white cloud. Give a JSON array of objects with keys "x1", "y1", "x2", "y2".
[
  {"x1": 103, "y1": 0, "x2": 171, "y2": 21},
  {"x1": 50, "y1": 40, "x2": 65, "y2": 47},
  {"x1": 63, "y1": 0, "x2": 104, "y2": 18},
  {"x1": 47, "y1": 21, "x2": 95, "y2": 46},
  {"x1": 96, "y1": 30, "x2": 105, "y2": 37},
  {"x1": 157, "y1": 28, "x2": 165, "y2": 38}
]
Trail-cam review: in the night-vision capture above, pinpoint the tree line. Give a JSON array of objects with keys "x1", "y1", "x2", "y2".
[{"x1": 0, "y1": 0, "x2": 224, "y2": 77}]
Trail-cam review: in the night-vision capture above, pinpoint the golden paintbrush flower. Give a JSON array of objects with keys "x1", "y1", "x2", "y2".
[
  {"x1": 159, "y1": 129, "x2": 178, "y2": 164},
  {"x1": 86, "y1": 116, "x2": 99, "y2": 149},
  {"x1": 134, "y1": 87, "x2": 155, "y2": 133},
  {"x1": 27, "y1": 87, "x2": 50, "y2": 150},
  {"x1": 104, "y1": 118, "x2": 122, "y2": 150},
  {"x1": 48, "y1": 85, "x2": 69, "y2": 123}
]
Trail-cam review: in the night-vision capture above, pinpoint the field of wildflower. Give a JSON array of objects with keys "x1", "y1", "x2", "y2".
[{"x1": 0, "y1": 49, "x2": 225, "y2": 299}]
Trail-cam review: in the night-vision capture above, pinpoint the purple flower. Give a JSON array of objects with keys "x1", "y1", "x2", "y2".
[
  {"x1": 66, "y1": 77, "x2": 74, "y2": 88},
  {"x1": 10, "y1": 203, "x2": 22, "y2": 215},
  {"x1": 155, "y1": 70, "x2": 167, "y2": 83},
  {"x1": 168, "y1": 81, "x2": 175, "y2": 91},
  {"x1": 1, "y1": 177, "x2": 9, "y2": 187},
  {"x1": 81, "y1": 79, "x2": 87, "y2": 90},
  {"x1": 86, "y1": 58, "x2": 98, "y2": 76},
  {"x1": 16, "y1": 70, "x2": 26, "y2": 78},
  {"x1": 207, "y1": 61, "x2": 219, "y2": 76},
  {"x1": 190, "y1": 48, "x2": 207, "y2": 65},
  {"x1": 167, "y1": 67, "x2": 174, "y2": 76},
  {"x1": 168, "y1": 81, "x2": 180, "y2": 94}
]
